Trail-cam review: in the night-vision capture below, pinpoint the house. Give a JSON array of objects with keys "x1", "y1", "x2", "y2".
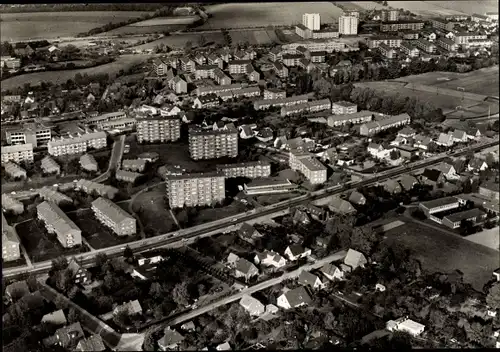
[
  {"x1": 239, "y1": 125, "x2": 255, "y2": 139},
  {"x1": 436, "y1": 132, "x2": 454, "y2": 147},
  {"x1": 113, "y1": 300, "x2": 142, "y2": 316},
  {"x1": 420, "y1": 168, "x2": 445, "y2": 187},
  {"x1": 227, "y1": 253, "x2": 240, "y2": 267},
  {"x1": 158, "y1": 327, "x2": 184, "y2": 351},
  {"x1": 328, "y1": 196, "x2": 357, "y2": 215},
  {"x1": 5, "y1": 280, "x2": 30, "y2": 301},
  {"x1": 284, "y1": 244, "x2": 311, "y2": 261},
  {"x1": 41, "y1": 309, "x2": 67, "y2": 326},
  {"x1": 398, "y1": 127, "x2": 416, "y2": 138},
  {"x1": 344, "y1": 248, "x2": 367, "y2": 271},
  {"x1": 399, "y1": 174, "x2": 419, "y2": 191},
  {"x1": 181, "y1": 321, "x2": 195, "y2": 332},
  {"x1": 2, "y1": 213, "x2": 21, "y2": 262},
  {"x1": 431, "y1": 162, "x2": 458, "y2": 180},
  {"x1": 349, "y1": 191, "x2": 366, "y2": 206},
  {"x1": 254, "y1": 251, "x2": 287, "y2": 269},
  {"x1": 494, "y1": 268, "x2": 500, "y2": 282},
  {"x1": 239, "y1": 295, "x2": 265, "y2": 316},
  {"x1": 382, "y1": 179, "x2": 402, "y2": 194},
  {"x1": 256, "y1": 127, "x2": 274, "y2": 142},
  {"x1": 192, "y1": 94, "x2": 219, "y2": 109},
  {"x1": 467, "y1": 158, "x2": 488, "y2": 173},
  {"x1": 297, "y1": 270, "x2": 324, "y2": 289},
  {"x1": 315, "y1": 236, "x2": 331, "y2": 248},
  {"x1": 238, "y1": 223, "x2": 263, "y2": 244},
  {"x1": 367, "y1": 143, "x2": 389, "y2": 159},
  {"x1": 320, "y1": 263, "x2": 344, "y2": 281},
  {"x1": 293, "y1": 208, "x2": 311, "y2": 225},
  {"x1": 451, "y1": 129, "x2": 468, "y2": 143},
  {"x1": 67, "y1": 258, "x2": 91, "y2": 285},
  {"x1": 413, "y1": 134, "x2": 432, "y2": 150},
  {"x1": 234, "y1": 258, "x2": 259, "y2": 281},
  {"x1": 51, "y1": 322, "x2": 85, "y2": 348},
  {"x1": 479, "y1": 181, "x2": 500, "y2": 201},
  {"x1": 277, "y1": 286, "x2": 312, "y2": 309},
  {"x1": 75, "y1": 335, "x2": 106, "y2": 352},
  {"x1": 386, "y1": 318, "x2": 425, "y2": 336}
]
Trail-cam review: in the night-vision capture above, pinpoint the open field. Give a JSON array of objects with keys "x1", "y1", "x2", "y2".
[
  {"x1": 131, "y1": 188, "x2": 179, "y2": 236},
  {"x1": 387, "y1": 1, "x2": 467, "y2": 16},
  {"x1": 0, "y1": 11, "x2": 152, "y2": 41},
  {"x1": 394, "y1": 66, "x2": 499, "y2": 97},
  {"x1": 199, "y1": 2, "x2": 343, "y2": 29},
  {"x1": 130, "y1": 16, "x2": 200, "y2": 26},
  {"x1": 1, "y1": 54, "x2": 149, "y2": 91},
  {"x1": 98, "y1": 25, "x2": 186, "y2": 36},
  {"x1": 336, "y1": 1, "x2": 390, "y2": 11},
  {"x1": 255, "y1": 192, "x2": 303, "y2": 206},
  {"x1": 68, "y1": 209, "x2": 140, "y2": 250},
  {"x1": 131, "y1": 32, "x2": 226, "y2": 50},
  {"x1": 16, "y1": 219, "x2": 89, "y2": 263},
  {"x1": 229, "y1": 29, "x2": 281, "y2": 45},
  {"x1": 422, "y1": 0, "x2": 499, "y2": 15},
  {"x1": 384, "y1": 221, "x2": 499, "y2": 291},
  {"x1": 464, "y1": 227, "x2": 500, "y2": 251}
]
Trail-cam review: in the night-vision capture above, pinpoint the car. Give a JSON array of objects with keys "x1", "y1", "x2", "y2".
[
  {"x1": 232, "y1": 218, "x2": 238, "y2": 222},
  {"x1": 181, "y1": 238, "x2": 188, "y2": 242},
  {"x1": 10, "y1": 191, "x2": 16, "y2": 195}
]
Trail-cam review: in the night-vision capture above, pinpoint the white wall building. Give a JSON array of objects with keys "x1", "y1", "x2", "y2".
[
  {"x1": 302, "y1": 13, "x2": 321, "y2": 31},
  {"x1": 339, "y1": 16, "x2": 358, "y2": 35}
]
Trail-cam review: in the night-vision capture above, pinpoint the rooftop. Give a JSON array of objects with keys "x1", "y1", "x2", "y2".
[
  {"x1": 420, "y1": 196, "x2": 459, "y2": 209},
  {"x1": 444, "y1": 208, "x2": 486, "y2": 223}
]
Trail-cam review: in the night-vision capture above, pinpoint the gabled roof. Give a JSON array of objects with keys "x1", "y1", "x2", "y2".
[
  {"x1": 452, "y1": 129, "x2": 467, "y2": 140},
  {"x1": 282, "y1": 286, "x2": 312, "y2": 307},
  {"x1": 235, "y1": 258, "x2": 258, "y2": 275},
  {"x1": 349, "y1": 191, "x2": 366, "y2": 205},
  {"x1": 421, "y1": 168, "x2": 442, "y2": 182},
  {"x1": 55, "y1": 322, "x2": 84, "y2": 347},
  {"x1": 239, "y1": 295, "x2": 264, "y2": 314},
  {"x1": 6, "y1": 280, "x2": 30, "y2": 298},
  {"x1": 344, "y1": 248, "x2": 367, "y2": 269},
  {"x1": 321, "y1": 263, "x2": 340, "y2": 277},
  {"x1": 76, "y1": 334, "x2": 106, "y2": 351},
  {"x1": 468, "y1": 157, "x2": 487, "y2": 169},
  {"x1": 287, "y1": 244, "x2": 308, "y2": 256},
  {"x1": 42, "y1": 309, "x2": 67, "y2": 326},
  {"x1": 329, "y1": 196, "x2": 356, "y2": 214},
  {"x1": 432, "y1": 162, "x2": 455, "y2": 175},
  {"x1": 298, "y1": 270, "x2": 321, "y2": 287},
  {"x1": 159, "y1": 327, "x2": 184, "y2": 347},
  {"x1": 239, "y1": 223, "x2": 258, "y2": 238}
]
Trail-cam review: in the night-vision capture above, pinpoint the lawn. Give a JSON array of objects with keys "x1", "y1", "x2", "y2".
[
  {"x1": 1, "y1": 54, "x2": 149, "y2": 91},
  {"x1": 68, "y1": 209, "x2": 140, "y2": 250},
  {"x1": 386, "y1": 1, "x2": 467, "y2": 16},
  {"x1": 336, "y1": 1, "x2": 390, "y2": 11},
  {"x1": 383, "y1": 221, "x2": 499, "y2": 291},
  {"x1": 0, "y1": 11, "x2": 152, "y2": 41},
  {"x1": 97, "y1": 24, "x2": 186, "y2": 36},
  {"x1": 129, "y1": 16, "x2": 200, "y2": 26},
  {"x1": 464, "y1": 226, "x2": 499, "y2": 251},
  {"x1": 131, "y1": 187, "x2": 179, "y2": 236},
  {"x1": 255, "y1": 192, "x2": 303, "y2": 206},
  {"x1": 174, "y1": 200, "x2": 250, "y2": 228},
  {"x1": 199, "y1": 2, "x2": 344, "y2": 29},
  {"x1": 2, "y1": 257, "x2": 27, "y2": 269},
  {"x1": 131, "y1": 32, "x2": 226, "y2": 50},
  {"x1": 229, "y1": 29, "x2": 281, "y2": 45},
  {"x1": 421, "y1": 0, "x2": 498, "y2": 15},
  {"x1": 16, "y1": 219, "x2": 89, "y2": 263}
]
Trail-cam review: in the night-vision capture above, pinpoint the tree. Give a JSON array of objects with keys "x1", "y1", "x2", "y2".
[
  {"x1": 123, "y1": 246, "x2": 134, "y2": 261},
  {"x1": 51, "y1": 256, "x2": 69, "y2": 271},
  {"x1": 172, "y1": 282, "x2": 189, "y2": 306},
  {"x1": 67, "y1": 308, "x2": 80, "y2": 323},
  {"x1": 185, "y1": 41, "x2": 192, "y2": 52},
  {"x1": 55, "y1": 269, "x2": 73, "y2": 293},
  {"x1": 390, "y1": 331, "x2": 412, "y2": 349},
  {"x1": 486, "y1": 283, "x2": 500, "y2": 310},
  {"x1": 149, "y1": 282, "x2": 163, "y2": 301},
  {"x1": 198, "y1": 34, "x2": 207, "y2": 47},
  {"x1": 95, "y1": 253, "x2": 108, "y2": 268}
]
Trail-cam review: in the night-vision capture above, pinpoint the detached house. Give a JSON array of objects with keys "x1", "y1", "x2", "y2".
[
  {"x1": 431, "y1": 162, "x2": 458, "y2": 180},
  {"x1": 367, "y1": 143, "x2": 390, "y2": 159},
  {"x1": 297, "y1": 270, "x2": 324, "y2": 289},
  {"x1": 234, "y1": 258, "x2": 259, "y2": 282},
  {"x1": 254, "y1": 251, "x2": 287, "y2": 269},
  {"x1": 349, "y1": 191, "x2": 366, "y2": 206},
  {"x1": 467, "y1": 158, "x2": 488, "y2": 173},
  {"x1": 67, "y1": 258, "x2": 91, "y2": 285},
  {"x1": 239, "y1": 295, "x2": 265, "y2": 316},
  {"x1": 158, "y1": 327, "x2": 184, "y2": 351},
  {"x1": 238, "y1": 223, "x2": 263, "y2": 245},
  {"x1": 192, "y1": 94, "x2": 219, "y2": 109},
  {"x1": 343, "y1": 248, "x2": 367, "y2": 271},
  {"x1": 277, "y1": 286, "x2": 312, "y2": 309},
  {"x1": 436, "y1": 132, "x2": 454, "y2": 147},
  {"x1": 284, "y1": 244, "x2": 311, "y2": 261},
  {"x1": 320, "y1": 263, "x2": 344, "y2": 281},
  {"x1": 451, "y1": 129, "x2": 468, "y2": 143},
  {"x1": 420, "y1": 168, "x2": 445, "y2": 187}
]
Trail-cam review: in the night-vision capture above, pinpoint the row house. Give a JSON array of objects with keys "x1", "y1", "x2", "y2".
[
  {"x1": 289, "y1": 149, "x2": 328, "y2": 185},
  {"x1": 213, "y1": 68, "x2": 232, "y2": 85},
  {"x1": 282, "y1": 54, "x2": 303, "y2": 67},
  {"x1": 254, "y1": 94, "x2": 308, "y2": 110},
  {"x1": 327, "y1": 110, "x2": 374, "y2": 127},
  {"x1": 195, "y1": 64, "x2": 218, "y2": 80},
  {"x1": 228, "y1": 60, "x2": 252, "y2": 74},
  {"x1": 75, "y1": 179, "x2": 119, "y2": 199},
  {"x1": 264, "y1": 89, "x2": 286, "y2": 100},
  {"x1": 380, "y1": 20, "x2": 425, "y2": 32},
  {"x1": 3, "y1": 162, "x2": 27, "y2": 179},
  {"x1": 217, "y1": 86, "x2": 261, "y2": 101},
  {"x1": 192, "y1": 94, "x2": 220, "y2": 109},
  {"x1": 436, "y1": 37, "x2": 459, "y2": 51},
  {"x1": 359, "y1": 113, "x2": 411, "y2": 136},
  {"x1": 331, "y1": 101, "x2": 358, "y2": 115},
  {"x1": 415, "y1": 38, "x2": 437, "y2": 53},
  {"x1": 38, "y1": 186, "x2": 72, "y2": 206},
  {"x1": 431, "y1": 18, "x2": 456, "y2": 31},
  {"x1": 47, "y1": 131, "x2": 107, "y2": 157},
  {"x1": 400, "y1": 42, "x2": 420, "y2": 57},
  {"x1": 37, "y1": 201, "x2": 82, "y2": 248},
  {"x1": 91, "y1": 197, "x2": 136, "y2": 236},
  {"x1": 1, "y1": 143, "x2": 34, "y2": 165},
  {"x1": 280, "y1": 99, "x2": 331, "y2": 116},
  {"x1": 196, "y1": 83, "x2": 248, "y2": 96},
  {"x1": 168, "y1": 76, "x2": 188, "y2": 94},
  {"x1": 367, "y1": 36, "x2": 402, "y2": 49},
  {"x1": 379, "y1": 43, "x2": 396, "y2": 59},
  {"x1": 216, "y1": 161, "x2": 271, "y2": 179}
]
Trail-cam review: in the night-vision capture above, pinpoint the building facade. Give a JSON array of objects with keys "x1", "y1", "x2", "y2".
[
  {"x1": 166, "y1": 172, "x2": 226, "y2": 208},
  {"x1": 188, "y1": 126, "x2": 238, "y2": 160},
  {"x1": 1, "y1": 143, "x2": 34, "y2": 165},
  {"x1": 303, "y1": 13, "x2": 320, "y2": 30},
  {"x1": 216, "y1": 161, "x2": 271, "y2": 179},
  {"x1": 136, "y1": 115, "x2": 181, "y2": 143},
  {"x1": 91, "y1": 197, "x2": 136, "y2": 236},
  {"x1": 37, "y1": 201, "x2": 82, "y2": 248},
  {"x1": 5, "y1": 122, "x2": 52, "y2": 147},
  {"x1": 289, "y1": 150, "x2": 328, "y2": 184},
  {"x1": 47, "y1": 131, "x2": 107, "y2": 157},
  {"x1": 339, "y1": 16, "x2": 359, "y2": 35}
]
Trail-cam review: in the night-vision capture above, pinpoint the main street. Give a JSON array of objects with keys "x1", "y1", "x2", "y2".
[{"x1": 3, "y1": 139, "x2": 498, "y2": 281}]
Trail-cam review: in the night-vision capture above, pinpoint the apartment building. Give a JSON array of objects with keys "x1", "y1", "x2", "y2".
[
  {"x1": 400, "y1": 31, "x2": 419, "y2": 40},
  {"x1": 360, "y1": 113, "x2": 411, "y2": 136},
  {"x1": 282, "y1": 54, "x2": 303, "y2": 67},
  {"x1": 331, "y1": 101, "x2": 358, "y2": 115},
  {"x1": 228, "y1": 60, "x2": 252, "y2": 74},
  {"x1": 196, "y1": 83, "x2": 249, "y2": 96},
  {"x1": 379, "y1": 43, "x2": 396, "y2": 58},
  {"x1": 454, "y1": 32, "x2": 488, "y2": 45},
  {"x1": 310, "y1": 51, "x2": 326, "y2": 62},
  {"x1": 180, "y1": 57, "x2": 196, "y2": 73},
  {"x1": 47, "y1": 131, "x2": 107, "y2": 157},
  {"x1": 5, "y1": 122, "x2": 52, "y2": 147},
  {"x1": 152, "y1": 58, "x2": 169, "y2": 76},
  {"x1": 99, "y1": 117, "x2": 136, "y2": 131},
  {"x1": 303, "y1": 13, "x2": 320, "y2": 30},
  {"x1": 367, "y1": 36, "x2": 402, "y2": 49},
  {"x1": 207, "y1": 54, "x2": 224, "y2": 69},
  {"x1": 415, "y1": 38, "x2": 437, "y2": 53},
  {"x1": 86, "y1": 111, "x2": 127, "y2": 127},
  {"x1": 2, "y1": 214, "x2": 20, "y2": 262},
  {"x1": 91, "y1": 197, "x2": 136, "y2": 236},
  {"x1": 217, "y1": 161, "x2": 271, "y2": 179},
  {"x1": 136, "y1": 115, "x2": 181, "y2": 144},
  {"x1": 327, "y1": 110, "x2": 374, "y2": 127},
  {"x1": 74, "y1": 179, "x2": 119, "y2": 199},
  {"x1": 1, "y1": 143, "x2": 34, "y2": 164},
  {"x1": 40, "y1": 155, "x2": 60, "y2": 175},
  {"x1": 418, "y1": 197, "x2": 462, "y2": 217},
  {"x1": 254, "y1": 94, "x2": 309, "y2": 110},
  {"x1": 79, "y1": 154, "x2": 99, "y2": 172},
  {"x1": 431, "y1": 18, "x2": 456, "y2": 31},
  {"x1": 289, "y1": 149, "x2": 328, "y2": 184},
  {"x1": 380, "y1": 20, "x2": 425, "y2": 32},
  {"x1": 115, "y1": 170, "x2": 142, "y2": 183},
  {"x1": 189, "y1": 125, "x2": 238, "y2": 160},
  {"x1": 37, "y1": 201, "x2": 82, "y2": 248},
  {"x1": 38, "y1": 186, "x2": 72, "y2": 206},
  {"x1": 271, "y1": 61, "x2": 289, "y2": 78},
  {"x1": 381, "y1": 9, "x2": 399, "y2": 22},
  {"x1": 264, "y1": 89, "x2": 286, "y2": 100},
  {"x1": 3, "y1": 162, "x2": 27, "y2": 179},
  {"x1": 192, "y1": 94, "x2": 220, "y2": 109},
  {"x1": 217, "y1": 86, "x2": 261, "y2": 101},
  {"x1": 168, "y1": 76, "x2": 188, "y2": 94},
  {"x1": 213, "y1": 68, "x2": 232, "y2": 85},
  {"x1": 436, "y1": 37, "x2": 458, "y2": 51},
  {"x1": 442, "y1": 208, "x2": 486, "y2": 229},
  {"x1": 244, "y1": 178, "x2": 298, "y2": 195},
  {"x1": 280, "y1": 99, "x2": 331, "y2": 117},
  {"x1": 194, "y1": 53, "x2": 206, "y2": 65},
  {"x1": 400, "y1": 42, "x2": 420, "y2": 57},
  {"x1": 165, "y1": 172, "x2": 226, "y2": 208},
  {"x1": 339, "y1": 15, "x2": 358, "y2": 35},
  {"x1": 194, "y1": 64, "x2": 218, "y2": 79},
  {"x1": 122, "y1": 159, "x2": 147, "y2": 172}
]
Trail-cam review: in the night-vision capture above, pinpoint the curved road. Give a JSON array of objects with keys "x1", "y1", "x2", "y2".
[
  {"x1": 3, "y1": 139, "x2": 498, "y2": 281},
  {"x1": 92, "y1": 134, "x2": 126, "y2": 183}
]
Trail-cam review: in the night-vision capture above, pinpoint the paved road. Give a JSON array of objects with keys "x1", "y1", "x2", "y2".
[
  {"x1": 92, "y1": 134, "x2": 126, "y2": 183},
  {"x1": 3, "y1": 140, "x2": 498, "y2": 281},
  {"x1": 164, "y1": 250, "x2": 348, "y2": 327}
]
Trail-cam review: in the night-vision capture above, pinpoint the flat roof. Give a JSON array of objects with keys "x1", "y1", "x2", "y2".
[
  {"x1": 444, "y1": 208, "x2": 486, "y2": 223},
  {"x1": 420, "y1": 197, "x2": 459, "y2": 209},
  {"x1": 166, "y1": 172, "x2": 224, "y2": 180},
  {"x1": 245, "y1": 178, "x2": 293, "y2": 188}
]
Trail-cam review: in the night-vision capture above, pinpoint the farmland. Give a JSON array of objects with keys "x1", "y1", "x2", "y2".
[
  {"x1": 129, "y1": 16, "x2": 200, "y2": 26},
  {"x1": 383, "y1": 222, "x2": 499, "y2": 291},
  {"x1": 1, "y1": 54, "x2": 149, "y2": 91},
  {"x1": 199, "y1": 2, "x2": 343, "y2": 29},
  {"x1": 336, "y1": 1, "x2": 390, "y2": 11},
  {"x1": 99, "y1": 16, "x2": 200, "y2": 35},
  {"x1": 422, "y1": 0, "x2": 499, "y2": 15},
  {"x1": 386, "y1": 1, "x2": 467, "y2": 16},
  {"x1": 0, "y1": 11, "x2": 152, "y2": 41}
]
